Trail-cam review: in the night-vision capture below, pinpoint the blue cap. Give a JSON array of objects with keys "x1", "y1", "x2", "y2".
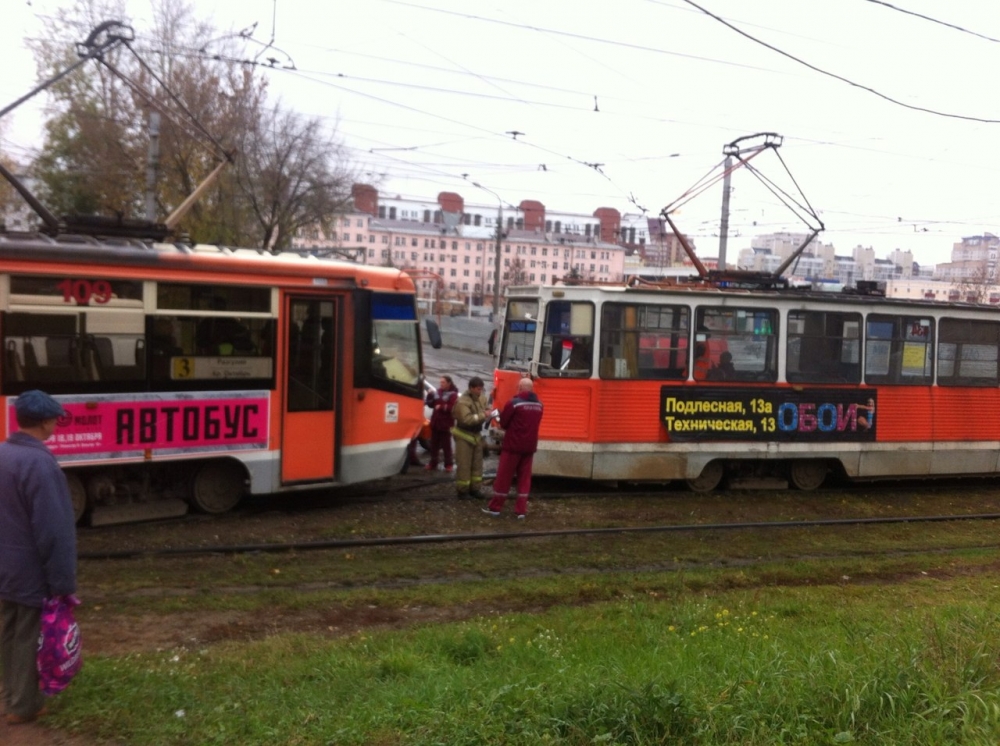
[{"x1": 15, "y1": 390, "x2": 68, "y2": 420}]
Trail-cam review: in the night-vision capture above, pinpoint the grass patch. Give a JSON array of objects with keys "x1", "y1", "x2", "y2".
[{"x1": 58, "y1": 572, "x2": 1000, "y2": 744}]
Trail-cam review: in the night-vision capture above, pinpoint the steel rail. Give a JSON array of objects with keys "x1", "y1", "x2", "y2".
[{"x1": 78, "y1": 511, "x2": 1000, "y2": 561}]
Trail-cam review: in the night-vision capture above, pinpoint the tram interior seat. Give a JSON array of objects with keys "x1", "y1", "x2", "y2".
[
  {"x1": 23, "y1": 339, "x2": 39, "y2": 376},
  {"x1": 87, "y1": 335, "x2": 145, "y2": 381},
  {"x1": 5, "y1": 340, "x2": 25, "y2": 381},
  {"x1": 42, "y1": 337, "x2": 83, "y2": 382}
]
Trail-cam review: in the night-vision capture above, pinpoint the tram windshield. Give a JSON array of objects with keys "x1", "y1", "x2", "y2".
[
  {"x1": 538, "y1": 300, "x2": 594, "y2": 378},
  {"x1": 370, "y1": 292, "x2": 421, "y2": 388},
  {"x1": 498, "y1": 300, "x2": 538, "y2": 371}
]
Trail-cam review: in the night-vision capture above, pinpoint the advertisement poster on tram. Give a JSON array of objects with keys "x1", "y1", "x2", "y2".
[
  {"x1": 661, "y1": 387, "x2": 877, "y2": 442},
  {"x1": 6, "y1": 391, "x2": 270, "y2": 461}
]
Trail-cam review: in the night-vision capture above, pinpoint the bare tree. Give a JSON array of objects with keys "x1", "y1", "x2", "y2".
[
  {"x1": 504, "y1": 256, "x2": 529, "y2": 288},
  {"x1": 954, "y1": 260, "x2": 997, "y2": 305},
  {"x1": 234, "y1": 103, "x2": 352, "y2": 250}
]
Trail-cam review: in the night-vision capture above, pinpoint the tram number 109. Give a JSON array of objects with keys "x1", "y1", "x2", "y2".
[{"x1": 56, "y1": 278, "x2": 114, "y2": 305}]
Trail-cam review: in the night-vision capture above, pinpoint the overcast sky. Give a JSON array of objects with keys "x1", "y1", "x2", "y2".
[{"x1": 3, "y1": 0, "x2": 1000, "y2": 266}]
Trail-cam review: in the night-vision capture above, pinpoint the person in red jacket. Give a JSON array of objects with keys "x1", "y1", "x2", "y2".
[
  {"x1": 483, "y1": 377, "x2": 544, "y2": 519},
  {"x1": 425, "y1": 376, "x2": 458, "y2": 471}
]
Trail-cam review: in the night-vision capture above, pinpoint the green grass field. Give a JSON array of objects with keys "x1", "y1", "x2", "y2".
[
  {"x1": 60, "y1": 552, "x2": 1000, "y2": 744},
  {"x1": 54, "y1": 487, "x2": 1000, "y2": 744}
]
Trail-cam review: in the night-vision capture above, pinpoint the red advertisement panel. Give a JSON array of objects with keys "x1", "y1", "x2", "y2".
[{"x1": 7, "y1": 391, "x2": 270, "y2": 462}]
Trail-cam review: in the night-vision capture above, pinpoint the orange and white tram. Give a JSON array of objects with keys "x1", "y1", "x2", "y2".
[
  {"x1": 0, "y1": 234, "x2": 425, "y2": 523},
  {"x1": 491, "y1": 278, "x2": 1000, "y2": 491}
]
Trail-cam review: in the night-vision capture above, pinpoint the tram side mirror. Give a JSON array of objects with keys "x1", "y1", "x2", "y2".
[{"x1": 425, "y1": 318, "x2": 443, "y2": 349}]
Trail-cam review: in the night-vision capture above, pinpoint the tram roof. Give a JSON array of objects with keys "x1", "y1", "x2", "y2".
[{"x1": 0, "y1": 232, "x2": 413, "y2": 291}]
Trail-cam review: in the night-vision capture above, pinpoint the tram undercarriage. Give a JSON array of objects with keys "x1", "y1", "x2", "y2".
[
  {"x1": 532, "y1": 442, "x2": 1000, "y2": 494},
  {"x1": 65, "y1": 459, "x2": 249, "y2": 526}
]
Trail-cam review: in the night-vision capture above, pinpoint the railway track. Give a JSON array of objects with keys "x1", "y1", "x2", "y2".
[{"x1": 77, "y1": 473, "x2": 1000, "y2": 559}]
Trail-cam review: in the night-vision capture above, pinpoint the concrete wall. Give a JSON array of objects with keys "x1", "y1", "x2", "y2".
[{"x1": 420, "y1": 314, "x2": 495, "y2": 354}]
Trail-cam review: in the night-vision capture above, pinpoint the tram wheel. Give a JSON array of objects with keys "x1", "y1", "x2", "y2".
[
  {"x1": 686, "y1": 461, "x2": 724, "y2": 493},
  {"x1": 789, "y1": 460, "x2": 828, "y2": 491},
  {"x1": 192, "y1": 460, "x2": 247, "y2": 514},
  {"x1": 65, "y1": 472, "x2": 87, "y2": 524}
]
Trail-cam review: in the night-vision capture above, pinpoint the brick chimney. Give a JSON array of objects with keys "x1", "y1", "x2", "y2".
[
  {"x1": 594, "y1": 207, "x2": 621, "y2": 243},
  {"x1": 519, "y1": 200, "x2": 545, "y2": 231},
  {"x1": 352, "y1": 184, "x2": 378, "y2": 217},
  {"x1": 437, "y1": 191, "x2": 464, "y2": 215}
]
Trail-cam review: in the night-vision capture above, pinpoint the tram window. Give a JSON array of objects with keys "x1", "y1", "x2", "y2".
[
  {"x1": 694, "y1": 306, "x2": 778, "y2": 382},
  {"x1": 786, "y1": 311, "x2": 862, "y2": 384},
  {"x1": 148, "y1": 315, "x2": 274, "y2": 383},
  {"x1": 599, "y1": 302, "x2": 689, "y2": 379},
  {"x1": 2, "y1": 309, "x2": 145, "y2": 393},
  {"x1": 938, "y1": 318, "x2": 1000, "y2": 387},
  {"x1": 499, "y1": 300, "x2": 538, "y2": 370},
  {"x1": 370, "y1": 293, "x2": 421, "y2": 388},
  {"x1": 10, "y1": 275, "x2": 143, "y2": 305},
  {"x1": 538, "y1": 300, "x2": 594, "y2": 378},
  {"x1": 864, "y1": 314, "x2": 933, "y2": 385},
  {"x1": 287, "y1": 301, "x2": 335, "y2": 412},
  {"x1": 157, "y1": 283, "x2": 271, "y2": 313}
]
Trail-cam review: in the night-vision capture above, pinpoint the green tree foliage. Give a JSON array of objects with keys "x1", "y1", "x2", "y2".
[{"x1": 27, "y1": 0, "x2": 352, "y2": 248}]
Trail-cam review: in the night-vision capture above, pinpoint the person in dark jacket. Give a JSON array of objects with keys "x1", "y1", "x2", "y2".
[
  {"x1": 483, "y1": 377, "x2": 544, "y2": 519},
  {"x1": 0, "y1": 390, "x2": 77, "y2": 725},
  {"x1": 425, "y1": 375, "x2": 458, "y2": 471}
]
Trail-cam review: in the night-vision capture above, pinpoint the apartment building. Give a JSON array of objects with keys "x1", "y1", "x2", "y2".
[
  {"x1": 295, "y1": 184, "x2": 628, "y2": 307},
  {"x1": 933, "y1": 234, "x2": 999, "y2": 284}
]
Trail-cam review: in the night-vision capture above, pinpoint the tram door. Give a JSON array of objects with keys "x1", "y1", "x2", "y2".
[{"x1": 282, "y1": 297, "x2": 338, "y2": 483}]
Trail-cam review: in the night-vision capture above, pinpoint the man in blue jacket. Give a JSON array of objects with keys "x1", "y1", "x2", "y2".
[
  {"x1": 0, "y1": 390, "x2": 77, "y2": 726},
  {"x1": 483, "y1": 378, "x2": 544, "y2": 519}
]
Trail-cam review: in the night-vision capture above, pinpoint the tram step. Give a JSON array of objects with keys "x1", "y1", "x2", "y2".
[
  {"x1": 89, "y1": 498, "x2": 189, "y2": 527},
  {"x1": 727, "y1": 477, "x2": 789, "y2": 490}
]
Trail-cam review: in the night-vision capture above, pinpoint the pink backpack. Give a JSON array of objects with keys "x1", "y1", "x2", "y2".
[{"x1": 37, "y1": 595, "x2": 82, "y2": 696}]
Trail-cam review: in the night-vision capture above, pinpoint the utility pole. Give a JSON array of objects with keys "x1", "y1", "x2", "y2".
[
  {"x1": 718, "y1": 154, "x2": 732, "y2": 271},
  {"x1": 145, "y1": 111, "x2": 160, "y2": 222},
  {"x1": 492, "y1": 204, "x2": 503, "y2": 317}
]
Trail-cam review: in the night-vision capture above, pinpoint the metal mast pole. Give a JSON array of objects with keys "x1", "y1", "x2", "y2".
[
  {"x1": 718, "y1": 155, "x2": 732, "y2": 270},
  {"x1": 145, "y1": 111, "x2": 161, "y2": 222},
  {"x1": 492, "y1": 204, "x2": 503, "y2": 317}
]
